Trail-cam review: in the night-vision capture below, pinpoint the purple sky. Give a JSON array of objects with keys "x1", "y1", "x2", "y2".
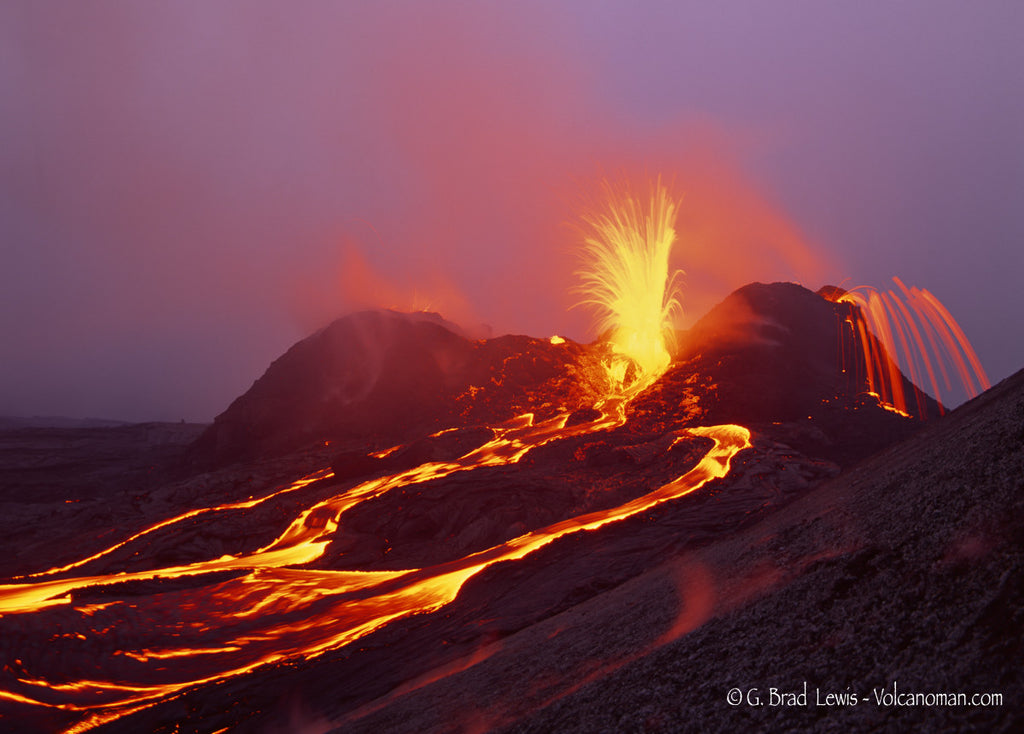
[{"x1": 2, "y1": 1, "x2": 1022, "y2": 422}]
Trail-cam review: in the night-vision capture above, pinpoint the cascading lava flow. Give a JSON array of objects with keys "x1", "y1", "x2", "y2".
[{"x1": 828, "y1": 277, "x2": 990, "y2": 416}]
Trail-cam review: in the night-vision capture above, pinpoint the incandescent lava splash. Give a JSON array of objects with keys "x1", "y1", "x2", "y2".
[{"x1": 574, "y1": 179, "x2": 684, "y2": 394}]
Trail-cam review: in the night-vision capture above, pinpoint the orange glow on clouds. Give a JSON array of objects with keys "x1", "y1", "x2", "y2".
[
  {"x1": 282, "y1": 0, "x2": 834, "y2": 344},
  {"x1": 305, "y1": 140, "x2": 835, "y2": 346}
]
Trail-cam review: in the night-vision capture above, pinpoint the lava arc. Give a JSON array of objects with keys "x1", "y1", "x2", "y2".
[{"x1": 829, "y1": 277, "x2": 990, "y2": 416}]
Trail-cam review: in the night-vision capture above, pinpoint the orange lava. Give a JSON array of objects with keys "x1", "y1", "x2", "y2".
[{"x1": 0, "y1": 400, "x2": 750, "y2": 732}]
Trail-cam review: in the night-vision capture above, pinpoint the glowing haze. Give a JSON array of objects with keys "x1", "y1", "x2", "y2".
[{"x1": 1, "y1": 2, "x2": 1021, "y2": 421}]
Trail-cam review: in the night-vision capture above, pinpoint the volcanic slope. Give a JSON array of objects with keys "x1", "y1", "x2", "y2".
[
  {"x1": 333, "y1": 367, "x2": 1024, "y2": 734},
  {"x1": 191, "y1": 309, "x2": 612, "y2": 466},
  {"x1": 631, "y1": 281, "x2": 939, "y2": 466},
  {"x1": 308, "y1": 282, "x2": 932, "y2": 575}
]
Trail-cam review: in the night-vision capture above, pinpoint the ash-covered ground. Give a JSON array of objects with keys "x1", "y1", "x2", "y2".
[{"x1": 343, "y1": 364, "x2": 1024, "y2": 734}]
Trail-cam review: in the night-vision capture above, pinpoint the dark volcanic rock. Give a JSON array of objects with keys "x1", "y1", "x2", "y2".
[
  {"x1": 684, "y1": 281, "x2": 843, "y2": 420},
  {"x1": 315, "y1": 430, "x2": 718, "y2": 572},
  {"x1": 681, "y1": 281, "x2": 938, "y2": 423},
  {"x1": 330, "y1": 426, "x2": 495, "y2": 482},
  {"x1": 192, "y1": 310, "x2": 609, "y2": 466}
]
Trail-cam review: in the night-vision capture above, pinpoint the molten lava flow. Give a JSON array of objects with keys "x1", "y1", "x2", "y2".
[
  {"x1": 574, "y1": 178, "x2": 684, "y2": 393},
  {"x1": 832, "y1": 278, "x2": 990, "y2": 415},
  {"x1": 0, "y1": 402, "x2": 750, "y2": 732}
]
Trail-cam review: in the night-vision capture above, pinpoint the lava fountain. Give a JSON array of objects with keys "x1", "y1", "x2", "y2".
[{"x1": 574, "y1": 178, "x2": 684, "y2": 394}]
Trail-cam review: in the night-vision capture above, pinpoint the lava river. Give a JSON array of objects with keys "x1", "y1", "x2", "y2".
[{"x1": 0, "y1": 397, "x2": 750, "y2": 732}]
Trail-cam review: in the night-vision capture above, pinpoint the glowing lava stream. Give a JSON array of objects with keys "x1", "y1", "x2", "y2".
[{"x1": 0, "y1": 404, "x2": 749, "y2": 731}]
